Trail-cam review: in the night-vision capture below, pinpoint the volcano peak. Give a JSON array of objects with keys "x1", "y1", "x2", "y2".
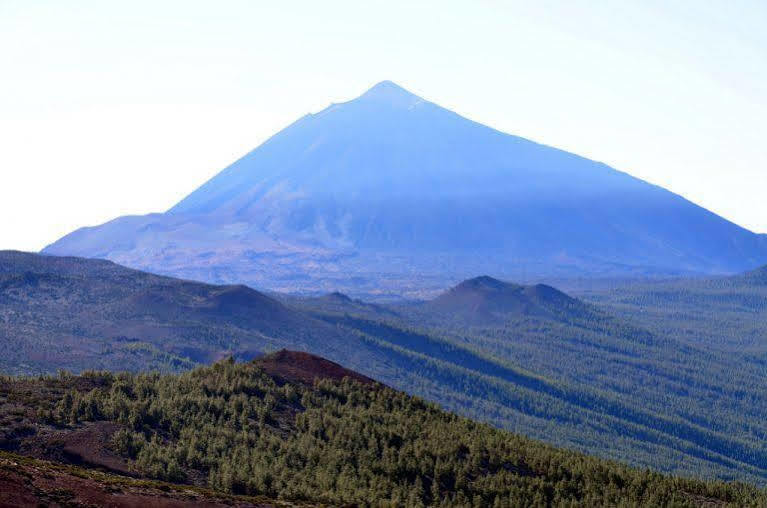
[{"x1": 357, "y1": 80, "x2": 423, "y2": 108}]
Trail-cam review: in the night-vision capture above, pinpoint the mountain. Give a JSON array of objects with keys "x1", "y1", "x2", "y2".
[
  {"x1": 300, "y1": 273, "x2": 767, "y2": 485},
  {"x1": 0, "y1": 250, "x2": 395, "y2": 375},
  {"x1": 8, "y1": 251, "x2": 767, "y2": 485},
  {"x1": 43, "y1": 81, "x2": 767, "y2": 297},
  {"x1": 2, "y1": 354, "x2": 764, "y2": 506},
  {"x1": 427, "y1": 275, "x2": 587, "y2": 323}
]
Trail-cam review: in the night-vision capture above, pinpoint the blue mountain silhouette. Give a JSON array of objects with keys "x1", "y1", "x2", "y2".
[{"x1": 44, "y1": 81, "x2": 767, "y2": 293}]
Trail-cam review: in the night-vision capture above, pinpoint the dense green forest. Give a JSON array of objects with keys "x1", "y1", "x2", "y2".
[
  {"x1": 290, "y1": 274, "x2": 767, "y2": 485},
  {"x1": 2, "y1": 355, "x2": 765, "y2": 507}
]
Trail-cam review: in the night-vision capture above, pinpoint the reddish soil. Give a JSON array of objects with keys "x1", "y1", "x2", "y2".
[
  {"x1": 256, "y1": 350, "x2": 377, "y2": 387},
  {"x1": 0, "y1": 453, "x2": 287, "y2": 508},
  {"x1": 18, "y1": 421, "x2": 132, "y2": 476}
]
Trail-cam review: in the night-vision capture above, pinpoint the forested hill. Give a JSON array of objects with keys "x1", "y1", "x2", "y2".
[
  {"x1": 6, "y1": 251, "x2": 767, "y2": 487},
  {"x1": 1, "y1": 353, "x2": 763, "y2": 507},
  {"x1": 295, "y1": 274, "x2": 767, "y2": 486}
]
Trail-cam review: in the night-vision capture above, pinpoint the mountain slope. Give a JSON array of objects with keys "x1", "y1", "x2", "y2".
[
  {"x1": 579, "y1": 263, "x2": 767, "y2": 352},
  {"x1": 0, "y1": 250, "x2": 394, "y2": 375},
  {"x1": 742, "y1": 264, "x2": 767, "y2": 285},
  {"x1": 2, "y1": 354, "x2": 764, "y2": 507},
  {"x1": 0, "y1": 452, "x2": 288, "y2": 508},
  {"x1": 426, "y1": 275, "x2": 588, "y2": 323},
  {"x1": 43, "y1": 81, "x2": 767, "y2": 296},
  {"x1": 7, "y1": 251, "x2": 767, "y2": 485},
  {"x1": 295, "y1": 274, "x2": 767, "y2": 485}
]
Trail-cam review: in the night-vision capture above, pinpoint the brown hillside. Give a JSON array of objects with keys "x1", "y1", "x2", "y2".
[
  {"x1": 0, "y1": 452, "x2": 289, "y2": 508},
  {"x1": 427, "y1": 275, "x2": 584, "y2": 322},
  {"x1": 254, "y1": 350, "x2": 377, "y2": 387}
]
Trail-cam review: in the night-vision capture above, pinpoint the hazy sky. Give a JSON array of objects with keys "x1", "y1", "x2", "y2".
[{"x1": 2, "y1": 0, "x2": 765, "y2": 251}]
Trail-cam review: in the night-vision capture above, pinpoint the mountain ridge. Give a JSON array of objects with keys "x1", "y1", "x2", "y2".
[{"x1": 0, "y1": 250, "x2": 391, "y2": 374}]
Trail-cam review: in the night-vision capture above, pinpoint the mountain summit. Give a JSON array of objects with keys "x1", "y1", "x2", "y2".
[
  {"x1": 44, "y1": 81, "x2": 767, "y2": 295},
  {"x1": 427, "y1": 276, "x2": 585, "y2": 323},
  {"x1": 357, "y1": 80, "x2": 424, "y2": 107}
]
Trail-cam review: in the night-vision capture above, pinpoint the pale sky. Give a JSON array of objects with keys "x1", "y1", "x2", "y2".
[{"x1": 1, "y1": 0, "x2": 765, "y2": 252}]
